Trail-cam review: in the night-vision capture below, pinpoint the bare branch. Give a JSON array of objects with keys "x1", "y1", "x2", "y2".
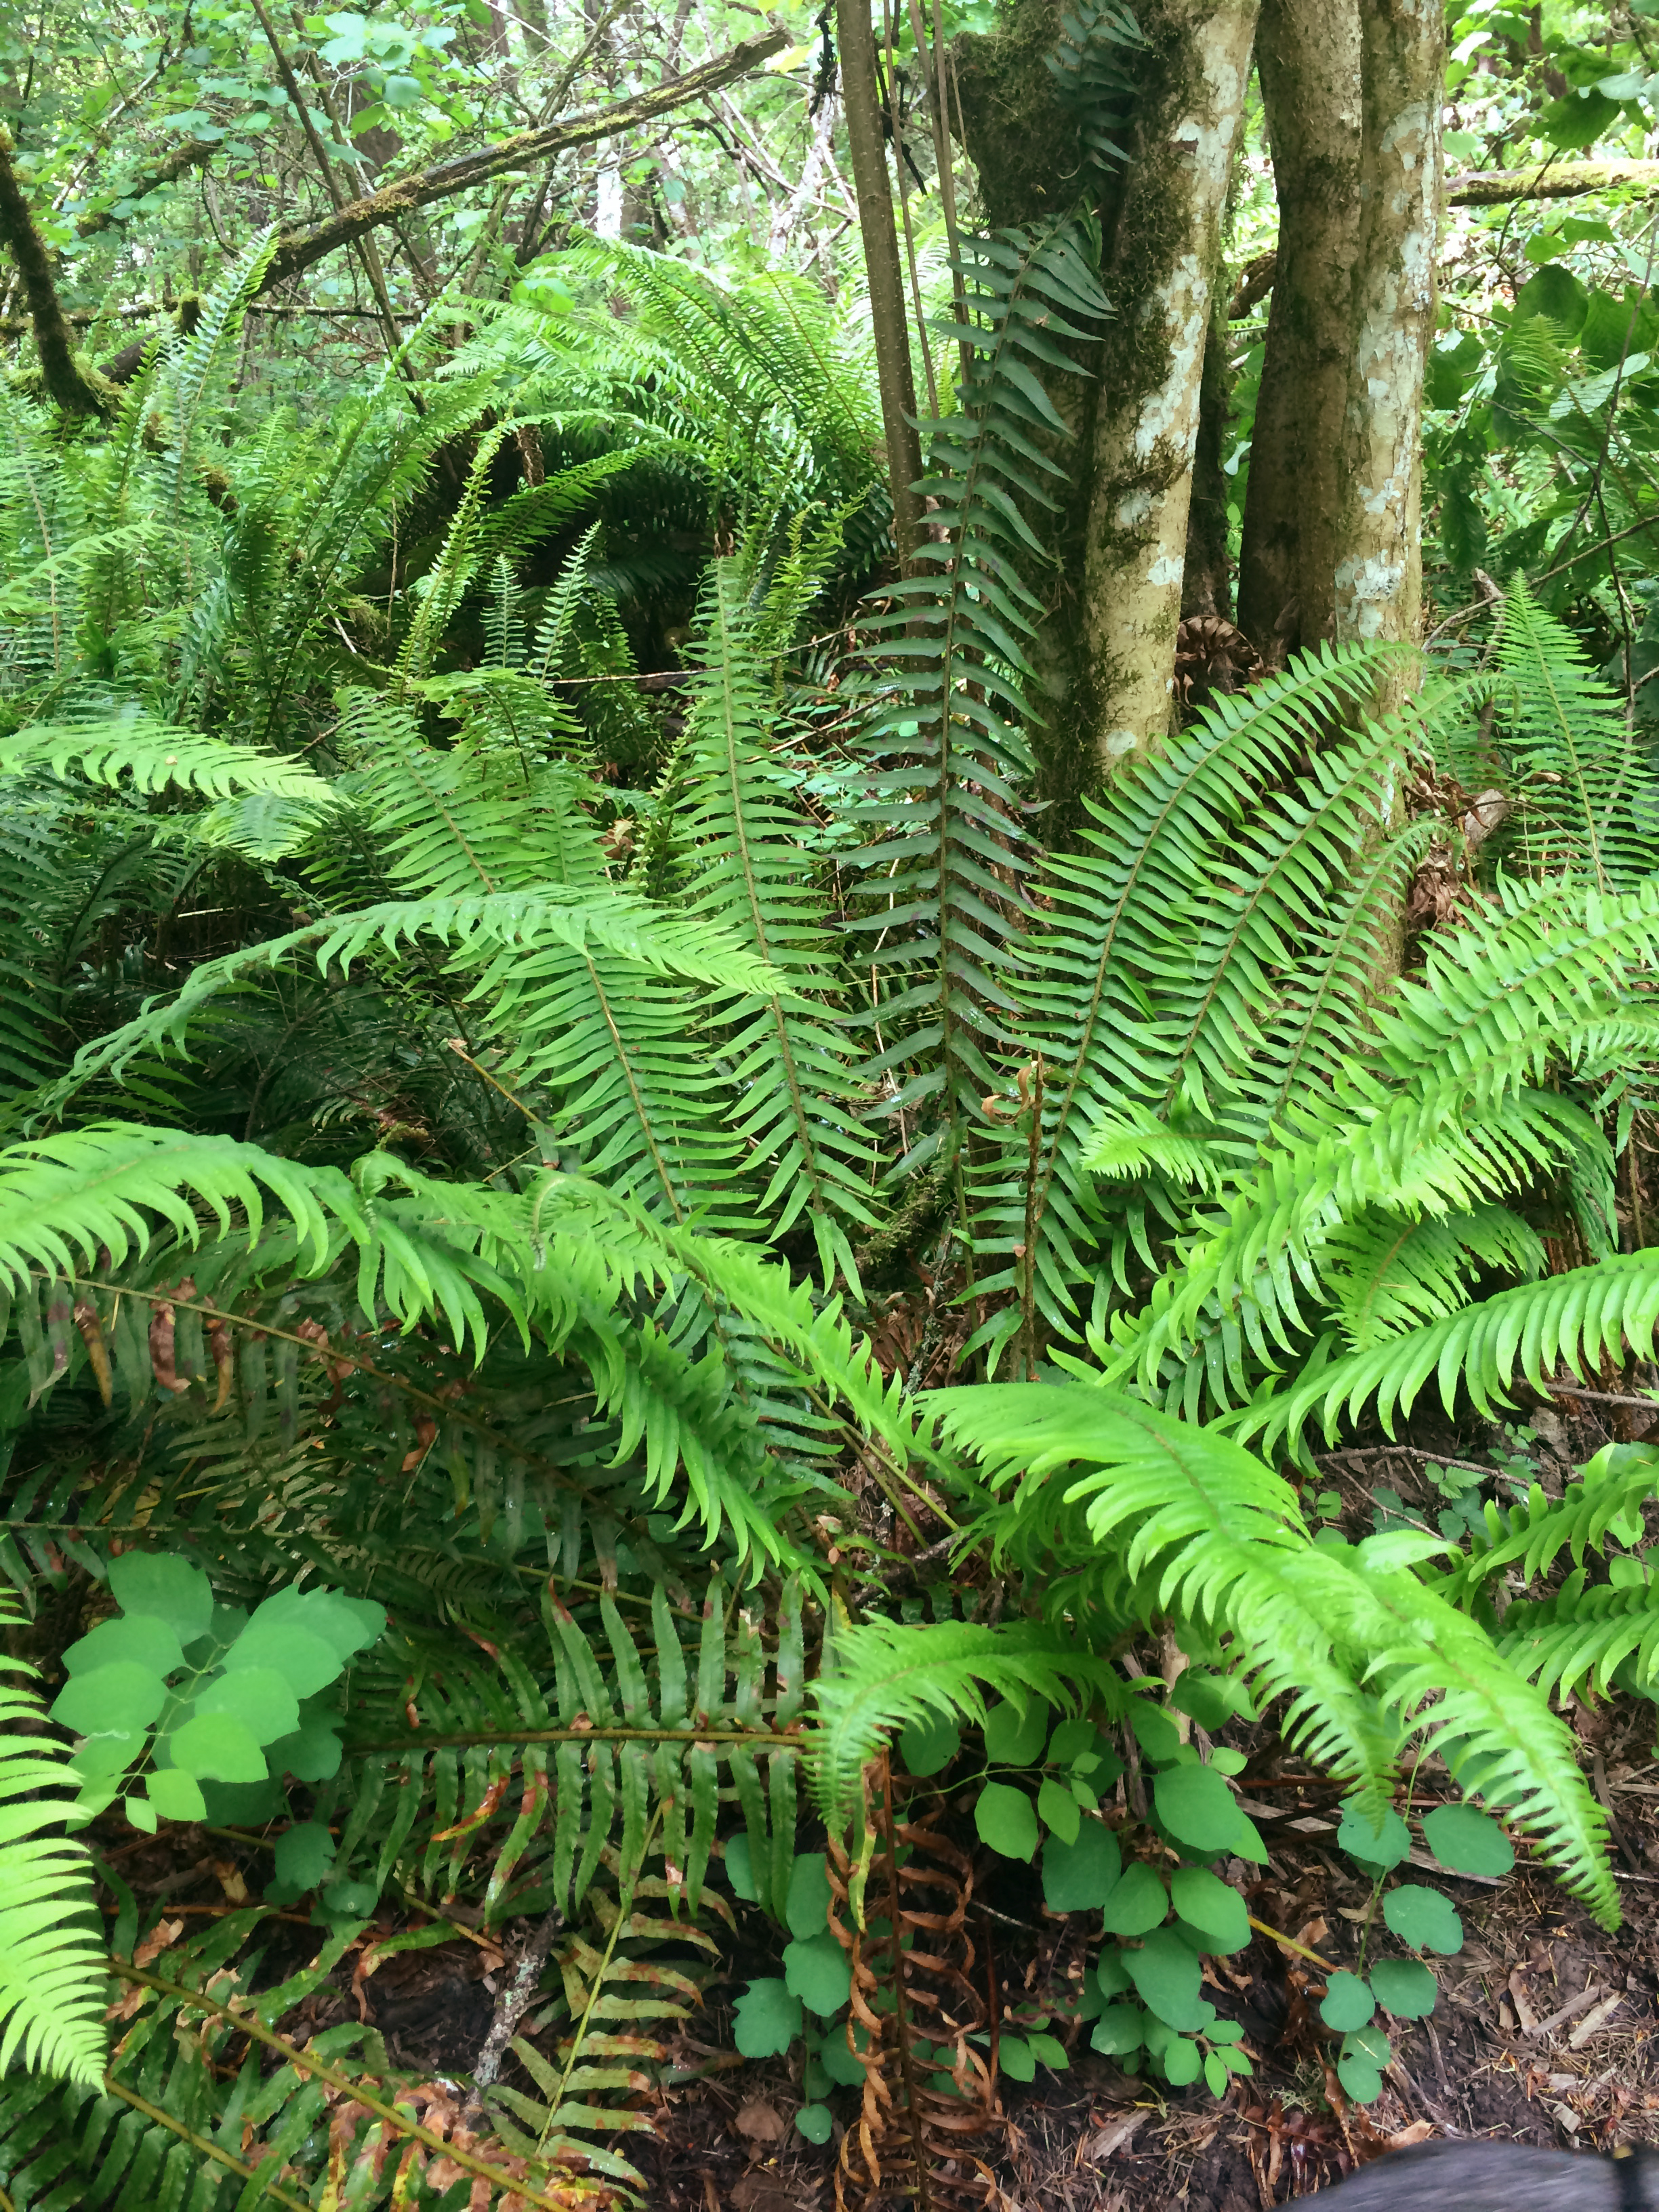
[{"x1": 252, "y1": 22, "x2": 792, "y2": 300}]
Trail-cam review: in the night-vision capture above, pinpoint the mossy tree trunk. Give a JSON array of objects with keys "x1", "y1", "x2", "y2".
[
  {"x1": 1076, "y1": 0, "x2": 1260, "y2": 775},
  {"x1": 1235, "y1": 0, "x2": 1363, "y2": 659},
  {"x1": 1332, "y1": 0, "x2": 1444, "y2": 686}
]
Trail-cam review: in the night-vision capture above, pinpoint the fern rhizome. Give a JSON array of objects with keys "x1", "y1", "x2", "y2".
[{"x1": 1, "y1": 121, "x2": 1659, "y2": 2212}]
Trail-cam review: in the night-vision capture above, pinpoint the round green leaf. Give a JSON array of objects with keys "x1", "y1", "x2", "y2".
[
  {"x1": 1319, "y1": 1972, "x2": 1375, "y2": 2032},
  {"x1": 975, "y1": 1781, "x2": 1039, "y2": 1861},
  {"x1": 724, "y1": 1832, "x2": 758, "y2": 1902},
  {"x1": 1335, "y1": 1805, "x2": 1410, "y2": 1872},
  {"x1": 796, "y1": 2105, "x2": 833, "y2": 2145},
  {"x1": 1369, "y1": 1958, "x2": 1437, "y2": 2019},
  {"x1": 983, "y1": 1698, "x2": 1049, "y2": 1767},
  {"x1": 1336, "y1": 2051, "x2": 1383, "y2": 2104},
  {"x1": 999, "y1": 2034, "x2": 1036, "y2": 2083},
  {"x1": 899, "y1": 1711, "x2": 960, "y2": 1776},
  {"x1": 783, "y1": 1929, "x2": 852, "y2": 2018},
  {"x1": 63, "y1": 1614, "x2": 184, "y2": 1681},
  {"x1": 1044, "y1": 1822, "x2": 1122, "y2": 1913},
  {"x1": 320, "y1": 1876, "x2": 377, "y2": 1918},
  {"x1": 1347, "y1": 2021, "x2": 1393, "y2": 2068},
  {"x1": 1204, "y1": 2049, "x2": 1228, "y2": 2098},
  {"x1": 1097, "y1": 1947, "x2": 1133, "y2": 1999},
  {"x1": 1090, "y1": 2003, "x2": 1147, "y2": 2057},
  {"x1": 1382, "y1": 1885, "x2": 1463, "y2": 1955},
  {"x1": 1129, "y1": 1702, "x2": 1183, "y2": 1765},
  {"x1": 1101, "y1": 1861, "x2": 1166, "y2": 1937},
  {"x1": 1027, "y1": 2032, "x2": 1068, "y2": 2070},
  {"x1": 1153, "y1": 1763, "x2": 1241, "y2": 1853},
  {"x1": 266, "y1": 1704, "x2": 344, "y2": 1782},
  {"x1": 1170, "y1": 1867, "x2": 1250, "y2": 1954},
  {"x1": 785, "y1": 1853, "x2": 833, "y2": 1940},
  {"x1": 274, "y1": 1821, "x2": 337, "y2": 1891},
  {"x1": 1160, "y1": 2032, "x2": 1202, "y2": 2086},
  {"x1": 251, "y1": 1586, "x2": 385, "y2": 1660},
  {"x1": 195, "y1": 1667, "x2": 300, "y2": 1746},
  {"x1": 169, "y1": 1710, "x2": 267, "y2": 1784},
  {"x1": 1047, "y1": 1718, "x2": 1094, "y2": 1763},
  {"x1": 1170, "y1": 1672, "x2": 1254, "y2": 1731},
  {"x1": 68, "y1": 1729, "x2": 144, "y2": 1780},
  {"x1": 50, "y1": 1662, "x2": 167, "y2": 1738},
  {"x1": 1126, "y1": 1928, "x2": 1207, "y2": 2030},
  {"x1": 1038, "y1": 1775, "x2": 1081, "y2": 1846},
  {"x1": 734, "y1": 1978, "x2": 802, "y2": 2058},
  {"x1": 1422, "y1": 1803, "x2": 1513, "y2": 1878},
  {"x1": 145, "y1": 1767, "x2": 207, "y2": 1822},
  {"x1": 821, "y1": 2030, "x2": 866, "y2": 2087},
  {"x1": 224, "y1": 1622, "x2": 342, "y2": 1698},
  {"x1": 108, "y1": 1552, "x2": 213, "y2": 1643},
  {"x1": 125, "y1": 1795, "x2": 157, "y2": 1833}
]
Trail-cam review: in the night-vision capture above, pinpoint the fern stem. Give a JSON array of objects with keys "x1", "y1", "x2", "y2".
[
  {"x1": 108, "y1": 1961, "x2": 577, "y2": 2211},
  {"x1": 348, "y1": 1723, "x2": 802, "y2": 1754},
  {"x1": 537, "y1": 1802, "x2": 663, "y2": 2151},
  {"x1": 98, "y1": 2072, "x2": 312, "y2": 2211}
]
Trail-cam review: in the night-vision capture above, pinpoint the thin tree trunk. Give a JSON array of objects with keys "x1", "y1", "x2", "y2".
[
  {"x1": 1332, "y1": 0, "x2": 1444, "y2": 682},
  {"x1": 1078, "y1": 0, "x2": 1260, "y2": 773},
  {"x1": 1236, "y1": 0, "x2": 1362, "y2": 657},
  {"x1": 836, "y1": 0, "x2": 924, "y2": 565}
]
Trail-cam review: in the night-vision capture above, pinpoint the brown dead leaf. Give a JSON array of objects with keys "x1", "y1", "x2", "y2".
[
  {"x1": 134, "y1": 1916, "x2": 185, "y2": 1968},
  {"x1": 211, "y1": 1860, "x2": 249, "y2": 1905},
  {"x1": 1385, "y1": 2121, "x2": 1435, "y2": 2150},
  {"x1": 735, "y1": 2097, "x2": 785, "y2": 2144},
  {"x1": 730, "y1": 2178, "x2": 800, "y2": 2212}
]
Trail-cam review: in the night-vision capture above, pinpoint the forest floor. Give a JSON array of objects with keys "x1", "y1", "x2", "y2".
[{"x1": 87, "y1": 1387, "x2": 1659, "y2": 2210}]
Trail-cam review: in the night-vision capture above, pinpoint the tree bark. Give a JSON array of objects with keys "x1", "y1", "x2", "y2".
[
  {"x1": 1077, "y1": 0, "x2": 1260, "y2": 773},
  {"x1": 1332, "y1": 0, "x2": 1444, "y2": 681},
  {"x1": 836, "y1": 0, "x2": 924, "y2": 564},
  {"x1": 1181, "y1": 303, "x2": 1233, "y2": 619},
  {"x1": 1235, "y1": 0, "x2": 1361, "y2": 658}
]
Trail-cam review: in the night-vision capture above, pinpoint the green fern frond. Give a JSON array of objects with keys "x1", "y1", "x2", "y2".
[
  {"x1": 1, "y1": 718, "x2": 338, "y2": 806},
  {"x1": 848, "y1": 218, "x2": 1111, "y2": 1170},
  {"x1": 808, "y1": 1617, "x2": 1119, "y2": 1825},
  {"x1": 0, "y1": 1592, "x2": 106, "y2": 2088},
  {"x1": 927, "y1": 1382, "x2": 1616, "y2": 1919},
  {"x1": 1486, "y1": 575, "x2": 1659, "y2": 888},
  {"x1": 680, "y1": 558, "x2": 878, "y2": 1285},
  {"x1": 966, "y1": 644, "x2": 1416, "y2": 1364},
  {"x1": 1243, "y1": 1247, "x2": 1659, "y2": 1455}
]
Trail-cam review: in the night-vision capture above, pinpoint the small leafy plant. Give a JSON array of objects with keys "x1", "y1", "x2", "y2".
[{"x1": 51, "y1": 1549, "x2": 384, "y2": 1847}]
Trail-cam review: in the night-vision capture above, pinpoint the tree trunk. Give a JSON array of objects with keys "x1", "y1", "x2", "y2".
[
  {"x1": 1077, "y1": 0, "x2": 1260, "y2": 773},
  {"x1": 836, "y1": 0, "x2": 925, "y2": 565},
  {"x1": 1235, "y1": 0, "x2": 1362, "y2": 658},
  {"x1": 1332, "y1": 0, "x2": 1444, "y2": 685},
  {"x1": 1181, "y1": 304, "x2": 1233, "y2": 620}
]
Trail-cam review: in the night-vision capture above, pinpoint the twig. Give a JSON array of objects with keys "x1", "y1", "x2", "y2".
[
  {"x1": 1544, "y1": 1383, "x2": 1659, "y2": 1414},
  {"x1": 462, "y1": 1907, "x2": 565, "y2": 2118}
]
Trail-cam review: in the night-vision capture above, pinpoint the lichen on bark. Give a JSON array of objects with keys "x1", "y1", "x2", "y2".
[
  {"x1": 1332, "y1": 0, "x2": 1444, "y2": 693},
  {"x1": 1077, "y1": 0, "x2": 1260, "y2": 777}
]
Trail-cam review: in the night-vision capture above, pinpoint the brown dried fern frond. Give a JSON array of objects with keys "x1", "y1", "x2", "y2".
[{"x1": 826, "y1": 1754, "x2": 1000, "y2": 2212}]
